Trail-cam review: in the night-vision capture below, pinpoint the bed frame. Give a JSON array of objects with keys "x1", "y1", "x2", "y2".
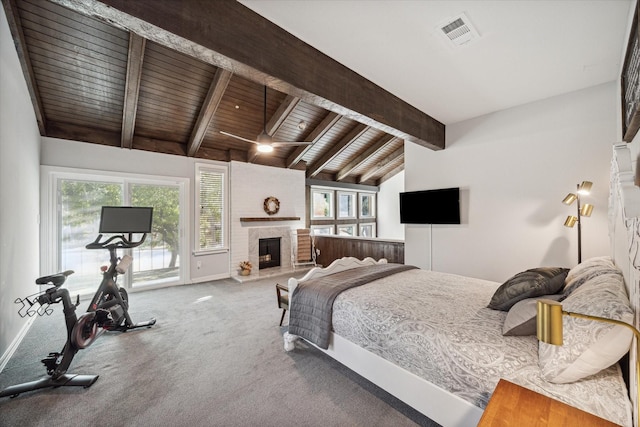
[
  {"x1": 283, "y1": 256, "x2": 483, "y2": 426},
  {"x1": 284, "y1": 143, "x2": 640, "y2": 427}
]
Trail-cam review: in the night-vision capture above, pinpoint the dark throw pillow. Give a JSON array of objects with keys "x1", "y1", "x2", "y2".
[{"x1": 488, "y1": 267, "x2": 569, "y2": 311}]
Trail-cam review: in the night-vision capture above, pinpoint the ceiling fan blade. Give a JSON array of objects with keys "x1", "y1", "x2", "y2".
[{"x1": 220, "y1": 131, "x2": 259, "y2": 145}]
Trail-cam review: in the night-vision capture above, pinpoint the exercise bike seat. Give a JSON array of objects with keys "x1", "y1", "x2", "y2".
[{"x1": 35, "y1": 270, "x2": 74, "y2": 287}]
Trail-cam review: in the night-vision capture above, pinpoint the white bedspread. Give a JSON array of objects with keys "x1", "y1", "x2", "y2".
[{"x1": 331, "y1": 269, "x2": 632, "y2": 426}]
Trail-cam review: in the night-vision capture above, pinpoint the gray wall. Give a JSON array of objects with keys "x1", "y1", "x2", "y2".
[{"x1": 0, "y1": 6, "x2": 42, "y2": 362}]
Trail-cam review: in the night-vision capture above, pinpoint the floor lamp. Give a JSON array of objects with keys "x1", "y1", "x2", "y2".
[
  {"x1": 562, "y1": 181, "x2": 593, "y2": 264},
  {"x1": 537, "y1": 299, "x2": 639, "y2": 425}
]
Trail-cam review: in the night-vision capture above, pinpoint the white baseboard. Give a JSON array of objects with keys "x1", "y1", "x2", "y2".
[
  {"x1": 190, "y1": 272, "x2": 230, "y2": 284},
  {"x1": 0, "y1": 316, "x2": 36, "y2": 373}
]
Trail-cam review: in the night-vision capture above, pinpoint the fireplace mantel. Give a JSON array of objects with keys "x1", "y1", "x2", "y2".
[{"x1": 240, "y1": 217, "x2": 300, "y2": 222}]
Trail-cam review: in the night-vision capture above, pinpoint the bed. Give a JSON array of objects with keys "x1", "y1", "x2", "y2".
[{"x1": 283, "y1": 144, "x2": 640, "y2": 427}]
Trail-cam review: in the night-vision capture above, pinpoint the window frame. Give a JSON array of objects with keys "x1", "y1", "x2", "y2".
[
  {"x1": 337, "y1": 190, "x2": 357, "y2": 219},
  {"x1": 311, "y1": 224, "x2": 335, "y2": 235},
  {"x1": 309, "y1": 185, "x2": 378, "y2": 239},
  {"x1": 359, "y1": 192, "x2": 376, "y2": 218},
  {"x1": 195, "y1": 163, "x2": 229, "y2": 255},
  {"x1": 311, "y1": 188, "x2": 335, "y2": 219},
  {"x1": 359, "y1": 223, "x2": 377, "y2": 238},
  {"x1": 41, "y1": 166, "x2": 189, "y2": 289},
  {"x1": 337, "y1": 224, "x2": 357, "y2": 236}
]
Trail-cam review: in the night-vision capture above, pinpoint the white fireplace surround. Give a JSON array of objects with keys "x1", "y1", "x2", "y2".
[{"x1": 248, "y1": 227, "x2": 292, "y2": 271}]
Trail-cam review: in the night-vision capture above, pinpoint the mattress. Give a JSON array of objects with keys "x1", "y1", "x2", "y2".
[{"x1": 331, "y1": 268, "x2": 632, "y2": 426}]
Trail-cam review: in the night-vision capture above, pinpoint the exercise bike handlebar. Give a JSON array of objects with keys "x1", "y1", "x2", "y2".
[{"x1": 85, "y1": 233, "x2": 147, "y2": 250}]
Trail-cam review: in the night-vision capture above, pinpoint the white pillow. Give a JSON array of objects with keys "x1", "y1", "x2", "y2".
[
  {"x1": 539, "y1": 266, "x2": 633, "y2": 383},
  {"x1": 562, "y1": 256, "x2": 618, "y2": 296},
  {"x1": 502, "y1": 294, "x2": 563, "y2": 336}
]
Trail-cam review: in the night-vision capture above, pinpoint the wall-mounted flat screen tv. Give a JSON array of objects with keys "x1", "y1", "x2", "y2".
[
  {"x1": 99, "y1": 206, "x2": 154, "y2": 234},
  {"x1": 399, "y1": 188, "x2": 460, "y2": 224}
]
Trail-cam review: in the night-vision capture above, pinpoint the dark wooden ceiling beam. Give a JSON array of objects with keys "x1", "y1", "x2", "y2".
[
  {"x1": 53, "y1": 0, "x2": 445, "y2": 151},
  {"x1": 377, "y1": 162, "x2": 405, "y2": 186},
  {"x1": 336, "y1": 134, "x2": 398, "y2": 181},
  {"x1": 266, "y1": 94, "x2": 299, "y2": 136},
  {"x1": 286, "y1": 111, "x2": 341, "y2": 168},
  {"x1": 307, "y1": 123, "x2": 369, "y2": 179},
  {"x1": 2, "y1": 0, "x2": 46, "y2": 134},
  {"x1": 358, "y1": 146, "x2": 404, "y2": 184},
  {"x1": 121, "y1": 32, "x2": 146, "y2": 149},
  {"x1": 133, "y1": 135, "x2": 187, "y2": 156},
  {"x1": 46, "y1": 120, "x2": 120, "y2": 147},
  {"x1": 187, "y1": 67, "x2": 232, "y2": 156},
  {"x1": 45, "y1": 119, "x2": 193, "y2": 159}
]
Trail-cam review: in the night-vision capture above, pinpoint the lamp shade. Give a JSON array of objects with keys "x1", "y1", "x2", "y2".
[
  {"x1": 580, "y1": 204, "x2": 594, "y2": 217},
  {"x1": 536, "y1": 299, "x2": 564, "y2": 345},
  {"x1": 562, "y1": 193, "x2": 577, "y2": 205},
  {"x1": 564, "y1": 215, "x2": 577, "y2": 227},
  {"x1": 577, "y1": 181, "x2": 593, "y2": 195}
]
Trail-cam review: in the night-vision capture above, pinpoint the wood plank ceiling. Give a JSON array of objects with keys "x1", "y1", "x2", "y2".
[{"x1": 3, "y1": 0, "x2": 445, "y2": 186}]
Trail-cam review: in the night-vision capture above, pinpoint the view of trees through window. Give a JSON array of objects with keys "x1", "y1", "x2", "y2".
[
  {"x1": 310, "y1": 186, "x2": 377, "y2": 237},
  {"x1": 59, "y1": 179, "x2": 180, "y2": 294}
]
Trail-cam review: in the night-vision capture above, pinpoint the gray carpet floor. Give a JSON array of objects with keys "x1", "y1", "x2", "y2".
[{"x1": 0, "y1": 274, "x2": 440, "y2": 427}]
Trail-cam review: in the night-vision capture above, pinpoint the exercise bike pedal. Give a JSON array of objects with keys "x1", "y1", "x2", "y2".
[
  {"x1": 41, "y1": 352, "x2": 61, "y2": 374},
  {"x1": 128, "y1": 318, "x2": 156, "y2": 330}
]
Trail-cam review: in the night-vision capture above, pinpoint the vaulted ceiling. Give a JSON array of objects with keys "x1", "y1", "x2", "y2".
[
  {"x1": 3, "y1": 0, "x2": 448, "y2": 186},
  {"x1": 240, "y1": 1, "x2": 631, "y2": 126}
]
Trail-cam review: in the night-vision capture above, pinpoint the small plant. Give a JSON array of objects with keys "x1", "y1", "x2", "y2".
[{"x1": 239, "y1": 260, "x2": 252, "y2": 271}]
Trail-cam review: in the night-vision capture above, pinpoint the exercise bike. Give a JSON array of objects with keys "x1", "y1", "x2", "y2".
[{"x1": 0, "y1": 207, "x2": 156, "y2": 398}]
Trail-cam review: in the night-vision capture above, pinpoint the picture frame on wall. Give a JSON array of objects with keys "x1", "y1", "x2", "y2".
[{"x1": 622, "y1": 0, "x2": 640, "y2": 142}]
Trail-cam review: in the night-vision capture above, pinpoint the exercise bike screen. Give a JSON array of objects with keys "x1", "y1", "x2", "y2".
[{"x1": 99, "y1": 206, "x2": 153, "y2": 234}]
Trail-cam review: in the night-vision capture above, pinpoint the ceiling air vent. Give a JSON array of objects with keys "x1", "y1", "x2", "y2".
[{"x1": 438, "y1": 13, "x2": 480, "y2": 47}]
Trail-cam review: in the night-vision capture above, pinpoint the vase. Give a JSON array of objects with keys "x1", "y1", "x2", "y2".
[{"x1": 240, "y1": 269, "x2": 251, "y2": 276}]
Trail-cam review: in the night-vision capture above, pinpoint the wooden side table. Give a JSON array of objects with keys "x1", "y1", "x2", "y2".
[{"x1": 477, "y1": 379, "x2": 620, "y2": 426}]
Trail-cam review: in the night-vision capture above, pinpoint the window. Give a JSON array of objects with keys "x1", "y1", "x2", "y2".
[
  {"x1": 359, "y1": 193, "x2": 376, "y2": 218},
  {"x1": 309, "y1": 186, "x2": 377, "y2": 238},
  {"x1": 337, "y1": 191, "x2": 356, "y2": 219},
  {"x1": 359, "y1": 223, "x2": 376, "y2": 238},
  {"x1": 311, "y1": 189, "x2": 334, "y2": 219},
  {"x1": 44, "y1": 168, "x2": 187, "y2": 295},
  {"x1": 311, "y1": 225, "x2": 334, "y2": 235},
  {"x1": 337, "y1": 224, "x2": 356, "y2": 236},
  {"x1": 196, "y1": 163, "x2": 228, "y2": 252}
]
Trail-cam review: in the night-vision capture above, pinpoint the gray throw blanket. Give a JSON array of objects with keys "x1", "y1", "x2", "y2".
[{"x1": 288, "y1": 263, "x2": 417, "y2": 349}]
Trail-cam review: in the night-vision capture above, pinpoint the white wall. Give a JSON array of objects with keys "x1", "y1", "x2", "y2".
[
  {"x1": 377, "y1": 170, "x2": 404, "y2": 240},
  {"x1": 405, "y1": 82, "x2": 616, "y2": 282},
  {"x1": 229, "y1": 161, "x2": 305, "y2": 277},
  {"x1": 40, "y1": 137, "x2": 231, "y2": 283},
  {"x1": 0, "y1": 6, "x2": 42, "y2": 362}
]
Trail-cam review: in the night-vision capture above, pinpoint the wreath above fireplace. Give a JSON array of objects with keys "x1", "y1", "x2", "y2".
[{"x1": 263, "y1": 196, "x2": 280, "y2": 215}]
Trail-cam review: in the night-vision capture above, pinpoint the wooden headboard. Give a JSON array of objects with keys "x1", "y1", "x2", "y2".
[{"x1": 611, "y1": 143, "x2": 640, "y2": 426}]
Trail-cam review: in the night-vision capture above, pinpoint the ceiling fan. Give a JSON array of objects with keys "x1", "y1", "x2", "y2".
[{"x1": 220, "y1": 86, "x2": 311, "y2": 153}]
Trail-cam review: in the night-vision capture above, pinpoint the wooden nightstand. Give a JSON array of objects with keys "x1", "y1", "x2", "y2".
[{"x1": 477, "y1": 379, "x2": 620, "y2": 426}]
